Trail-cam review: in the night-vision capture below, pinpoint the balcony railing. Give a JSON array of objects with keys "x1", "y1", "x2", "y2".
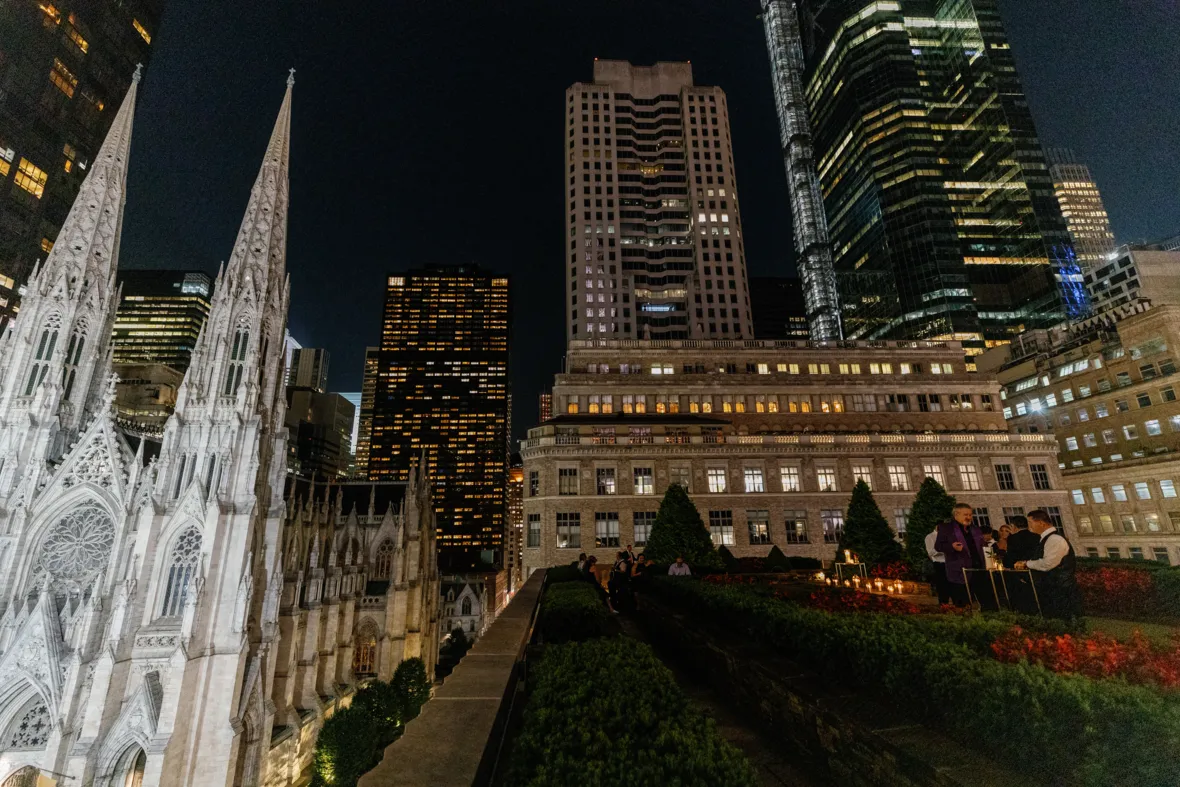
[{"x1": 522, "y1": 432, "x2": 1053, "y2": 450}]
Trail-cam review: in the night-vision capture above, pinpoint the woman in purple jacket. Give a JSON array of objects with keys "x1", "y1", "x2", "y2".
[{"x1": 934, "y1": 503, "x2": 986, "y2": 607}]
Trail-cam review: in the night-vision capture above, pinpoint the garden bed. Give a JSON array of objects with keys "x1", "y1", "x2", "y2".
[
  {"x1": 651, "y1": 576, "x2": 1180, "y2": 786},
  {"x1": 1075, "y1": 557, "x2": 1180, "y2": 623}
]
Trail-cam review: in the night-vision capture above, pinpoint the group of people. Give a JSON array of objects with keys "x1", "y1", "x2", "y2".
[
  {"x1": 576, "y1": 549, "x2": 692, "y2": 613},
  {"x1": 925, "y1": 504, "x2": 1083, "y2": 619}
]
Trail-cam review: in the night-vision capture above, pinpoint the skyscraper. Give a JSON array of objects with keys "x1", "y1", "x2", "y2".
[
  {"x1": 0, "y1": 0, "x2": 163, "y2": 326},
  {"x1": 111, "y1": 269, "x2": 211, "y2": 371},
  {"x1": 785, "y1": 0, "x2": 1075, "y2": 357},
  {"x1": 565, "y1": 60, "x2": 753, "y2": 342},
  {"x1": 749, "y1": 276, "x2": 811, "y2": 340},
  {"x1": 287, "y1": 346, "x2": 329, "y2": 391},
  {"x1": 369, "y1": 267, "x2": 510, "y2": 569},
  {"x1": 354, "y1": 346, "x2": 378, "y2": 479},
  {"x1": 1047, "y1": 147, "x2": 1116, "y2": 276}
]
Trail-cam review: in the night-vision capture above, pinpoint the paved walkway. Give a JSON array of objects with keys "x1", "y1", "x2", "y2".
[{"x1": 619, "y1": 617, "x2": 825, "y2": 787}]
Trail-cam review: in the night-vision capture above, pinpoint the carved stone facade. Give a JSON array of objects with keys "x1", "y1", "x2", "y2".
[{"x1": 0, "y1": 71, "x2": 439, "y2": 787}]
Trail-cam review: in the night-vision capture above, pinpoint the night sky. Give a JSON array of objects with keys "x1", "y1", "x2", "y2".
[{"x1": 117, "y1": 0, "x2": 1180, "y2": 440}]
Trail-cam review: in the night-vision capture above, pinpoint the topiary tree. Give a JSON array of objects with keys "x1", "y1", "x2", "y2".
[
  {"x1": 764, "y1": 545, "x2": 791, "y2": 573},
  {"x1": 836, "y1": 480, "x2": 903, "y2": 568},
  {"x1": 903, "y1": 477, "x2": 956, "y2": 572},
  {"x1": 351, "y1": 680, "x2": 401, "y2": 743},
  {"x1": 644, "y1": 483, "x2": 723, "y2": 572},
  {"x1": 390, "y1": 657, "x2": 432, "y2": 723},
  {"x1": 310, "y1": 704, "x2": 381, "y2": 786},
  {"x1": 717, "y1": 545, "x2": 739, "y2": 573}
]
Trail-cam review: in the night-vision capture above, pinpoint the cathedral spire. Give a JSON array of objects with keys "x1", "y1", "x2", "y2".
[{"x1": 0, "y1": 67, "x2": 140, "y2": 441}]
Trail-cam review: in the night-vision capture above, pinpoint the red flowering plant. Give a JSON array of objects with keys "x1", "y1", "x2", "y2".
[
  {"x1": 869, "y1": 560, "x2": 917, "y2": 581},
  {"x1": 805, "y1": 587, "x2": 921, "y2": 615},
  {"x1": 1075, "y1": 566, "x2": 1158, "y2": 619},
  {"x1": 991, "y1": 626, "x2": 1180, "y2": 689}
]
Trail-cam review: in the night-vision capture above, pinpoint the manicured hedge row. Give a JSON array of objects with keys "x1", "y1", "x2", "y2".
[
  {"x1": 545, "y1": 564, "x2": 585, "y2": 584},
  {"x1": 506, "y1": 637, "x2": 758, "y2": 786},
  {"x1": 537, "y1": 581, "x2": 611, "y2": 643},
  {"x1": 1075, "y1": 557, "x2": 1180, "y2": 622},
  {"x1": 651, "y1": 577, "x2": 1180, "y2": 787}
]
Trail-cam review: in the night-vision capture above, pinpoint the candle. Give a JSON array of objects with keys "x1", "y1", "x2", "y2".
[
  {"x1": 843, "y1": 580, "x2": 851, "y2": 588},
  {"x1": 852, "y1": 576, "x2": 861, "y2": 589},
  {"x1": 844, "y1": 549, "x2": 852, "y2": 563},
  {"x1": 874, "y1": 578, "x2": 884, "y2": 592},
  {"x1": 816, "y1": 571, "x2": 826, "y2": 582}
]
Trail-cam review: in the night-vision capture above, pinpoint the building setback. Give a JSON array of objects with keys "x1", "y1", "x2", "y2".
[
  {"x1": 0, "y1": 0, "x2": 162, "y2": 326},
  {"x1": 369, "y1": 267, "x2": 510, "y2": 569},
  {"x1": 798, "y1": 0, "x2": 1075, "y2": 355},
  {"x1": 287, "y1": 346, "x2": 329, "y2": 391},
  {"x1": 565, "y1": 60, "x2": 753, "y2": 342},
  {"x1": 1047, "y1": 147, "x2": 1116, "y2": 277},
  {"x1": 981, "y1": 302, "x2": 1180, "y2": 564},
  {"x1": 522, "y1": 340, "x2": 1070, "y2": 574},
  {"x1": 112, "y1": 269, "x2": 212, "y2": 371}
]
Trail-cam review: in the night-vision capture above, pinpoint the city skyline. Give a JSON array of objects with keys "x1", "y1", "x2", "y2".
[{"x1": 107, "y1": 0, "x2": 1178, "y2": 438}]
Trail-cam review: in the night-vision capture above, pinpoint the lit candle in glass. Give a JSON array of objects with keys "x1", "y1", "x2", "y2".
[
  {"x1": 874, "y1": 578, "x2": 884, "y2": 592},
  {"x1": 844, "y1": 549, "x2": 852, "y2": 563}
]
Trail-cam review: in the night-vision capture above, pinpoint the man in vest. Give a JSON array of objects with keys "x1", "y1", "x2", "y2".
[{"x1": 1014, "y1": 509, "x2": 1083, "y2": 620}]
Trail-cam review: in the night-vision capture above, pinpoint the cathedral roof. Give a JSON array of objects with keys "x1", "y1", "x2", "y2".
[{"x1": 284, "y1": 475, "x2": 408, "y2": 519}]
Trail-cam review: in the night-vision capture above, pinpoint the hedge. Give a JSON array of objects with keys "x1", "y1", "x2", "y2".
[
  {"x1": 506, "y1": 638, "x2": 758, "y2": 786},
  {"x1": 546, "y1": 564, "x2": 585, "y2": 584},
  {"x1": 651, "y1": 577, "x2": 1180, "y2": 787},
  {"x1": 537, "y1": 582, "x2": 612, "y2": 643},
  {"x1": 1075, "y1": 557, "x2": 1180, "y2": 622}
]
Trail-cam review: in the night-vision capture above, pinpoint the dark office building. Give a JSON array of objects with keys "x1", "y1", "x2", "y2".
[
  {"x1": 799, "y1": 0, "x2": 1078, "y2": 359},
  {"x1": 0, "y1": 0, "x2": 164, "y2": 325},
  {"x1": 369, "y1": 267, "x2": 510, "y2": 569},
  {"x1": 285, "y1": 388, "x2": 355, "y2": 479},
  {"x1": 112, "y1": 269, "x2": 211, "y2": 371},
  {"x1": 750, "y1": 277, "x2": 811, "y2": 340}
]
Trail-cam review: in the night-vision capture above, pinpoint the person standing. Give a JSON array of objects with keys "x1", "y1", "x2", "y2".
[
  {"x1": 935, "y1": 504, "x2": 986, "y2": 607},
  {"x1": 1001, "y1": 516, "x2": 1039, "y2": 567},
  {"x1": 668, "y1": 555, "x2": 692, "y2": 576},
  {"x1": 1015, "y1": 510, "x2": 1083, "y2": 620},
  {"x1": 925, "y1": 527, "x2": 950, "y2": 605}
]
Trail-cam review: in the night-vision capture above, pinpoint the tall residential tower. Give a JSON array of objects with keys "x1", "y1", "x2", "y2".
[{"x1": 565, "y1": 61, "x2": 753, "y2": 342}]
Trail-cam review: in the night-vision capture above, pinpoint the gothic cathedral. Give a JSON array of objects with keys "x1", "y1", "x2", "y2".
[{"x1": 0, "y1": 71, "x2": 439, "y2": 787}]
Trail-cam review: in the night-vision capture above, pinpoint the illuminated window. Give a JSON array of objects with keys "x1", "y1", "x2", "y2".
[
  {"x1": 922, "y1": 463, "x2": 945, "y2": 487},
  {"x1": 594, "y1": 512, "x2": 620, "y2": 547},
  {"x1": 780, "y1": 466, "x2": 800, "y2": 492},
  {"x1": 65, "y1": 21, "x2": 88, "y2": 53},
  {"x1": 556, "y1": 513, "x2": 580, "y2": 548},
  {"x1": 132, "y1": 18, "x2": 152, "y2": 43},
  {"x1": 595, "y1": 467, "x2": 616, "y2": 495},
  {"x1": 15, "y1": 158, "x2": 48, "y2": 199},
  {"x1": 959, "y1": 464, "x2": 981, "y2": 491},
  {"x1": 852, "y1": 463, "x2": 872, "y2": 489},
  {"x1": 816, "y1": 467, "x2": 837, "y2": 492},
  {"x1": 708, "y1": 510, "x2": 735, "y2": 546},
  {"x1": 49, "y1": 58, "x2": 77, "y2": 97},
  {"x1": 633, "y1": 511, "x2": 655, "y2": 546},
  {"x1": 743, "y1": 468, "x2": 764, "y2": 493},
  {"x1": 633, "y1": 467, "x2": 653, "y2": 495},
  {"x1": 821, "y1": 510, "x2": 844, "y2": 544},
  {"x1": 707, "y1": 468, "x2": 727, "y2": 494}
]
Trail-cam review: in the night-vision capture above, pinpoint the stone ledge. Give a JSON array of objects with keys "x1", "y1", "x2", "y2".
[{"x1": 358, "y1": 571, "x2": 543, "y2": 787}]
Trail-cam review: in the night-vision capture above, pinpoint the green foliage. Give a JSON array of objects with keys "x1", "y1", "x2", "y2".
[
  {"x1": 787, "y1": 556, "x2": 823, "y2": 570},
  {"x1": 1076, "y1": 557, "x2": 1180, "y2": 622},
  {"x1": 506, "y1": 638, "x2": 759, "y2": 786},
  {"x1": 546, "y1": 564, "x2": 584, "y2": 584},
  {"x1": 903, "y1": 477, "x2": 956, "y2": 572},
  {"x1": 310, "y1": 705, "x2": 381, "y2": 787},
  {"x1": 717, "y1": 545, "x2": 740, "y2": 572},
  {"x1": 351, "y1": 680, "x2": 401, "y2": 743},
  {"x1": 644, "y1": 483, "x2": 723, "y2": 572},
  {"x1": 836, "y1": 480, "x2": 903, "y2": 567},
  {"x1": 763, "y1": 545, "x2": 792, "y2": 572},
  {"x1": 650, "y1": 577, "x2": 1180, "y2": 787},
  {"x1": 538, "y1": 582, "x2": 612, "y2": 643},
  {"x1": 390, "y1": 658, "x2": 432, "y2": 723}
]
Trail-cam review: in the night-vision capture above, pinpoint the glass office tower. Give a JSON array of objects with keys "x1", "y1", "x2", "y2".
[{"x1": 801, "y1": 0, "x2": 1075, "y2": 359}]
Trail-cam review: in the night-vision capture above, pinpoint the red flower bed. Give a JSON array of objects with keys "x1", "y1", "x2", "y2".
[
  {"x1": 1076, "y1": 566, "x2": 1158, "y2": 619},
  {"x1": 804, "y1": 588, "x2": 921, "y2": 615},
  {"x1": 991, "y1": 626, "x2": 1180, "y2": 689},
  {"x1": 869, "y1": 560, "x2": 917, "y2": 581}
]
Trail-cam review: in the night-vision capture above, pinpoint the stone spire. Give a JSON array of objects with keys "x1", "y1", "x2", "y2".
[{"x1": 0, "y1": 66, "x2": 140, "y2": 449}]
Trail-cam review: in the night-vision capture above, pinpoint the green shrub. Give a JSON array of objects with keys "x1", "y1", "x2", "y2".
[
  {"x1": 787, "y1": 555, "x2": 822, "y2": 570},
  {"x1": 351, "y1": 680, "x2": 401, "y2": 743},
  {"x1": 837, "y1": 480, "x2": 903, "y2": 567},
  {"x1": 506, "y1": 638, "x2": 758, "y2": 786},
  {"x1": 390, "y1": 658, "x2": 431, "y2": 723},
  {"x1": 538, "y1": 582, "x2": 611, "y2": 643},
  {"x1": 1075, "y1": 557, "x2": 1180, "y2": 622},
  {"x1": 903, "y1": 477, "x2": 955, "y2": 572},
  {"x1": 764, "y1": 545, "x2": 792, "y2": 572},
  {"x1": 650, "y1": 577, "x2": 1180, "y2": 786},
  {"x1": 310, "y1": 705, "x2": 381, "y2": 787},
  {"x1": 546, "y1": 564, "x2": 584, "y2": 584},
  {"x1": 717, "y1": 544, "x2": 740, "y2": 572},
  {"x1": 645, "y1": 484, "x2": 723, "y2": 572}
]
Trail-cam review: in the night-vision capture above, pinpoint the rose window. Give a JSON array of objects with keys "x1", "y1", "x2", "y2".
[{"x1": 34, "y1": 504, "x2": 115, "y2": 593}]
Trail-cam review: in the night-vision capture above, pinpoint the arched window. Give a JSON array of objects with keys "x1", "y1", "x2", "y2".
[
  {"x1": 33, "y1": 504, "x2": 115, "y2": 597},
  {"x1": 373, "y1": 539, "x2": 395, "y2": 579},
  {"x1": 224, "y1": 327, "x2": 249, "y2": 396},
  {"x1": 61, "y1": 327, "x2": 85, "y2": 399},
  {"x1": 352, "y1": 621, "x2": 379, "y2": 675},
  {"x1": 23, "y1": 317, "x2": 60, "y2": 396},
  {"x1": 461, "y1": 597, "x2": 472, "y2": 616},
  {"x1": 3, "y1": 696, "x2": 51, "y2": 751},
  {"x1": 160, "y1": 526, "x2": 202, "y2": 618}
]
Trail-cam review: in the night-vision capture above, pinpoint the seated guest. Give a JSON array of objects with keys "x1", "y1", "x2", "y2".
[
  {"x1": 668, "y1": 555, "x2": 692, "y2": 576},
  {"x1": 1015, "y1": 510, "x2": 1083, "y2": 621}
]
